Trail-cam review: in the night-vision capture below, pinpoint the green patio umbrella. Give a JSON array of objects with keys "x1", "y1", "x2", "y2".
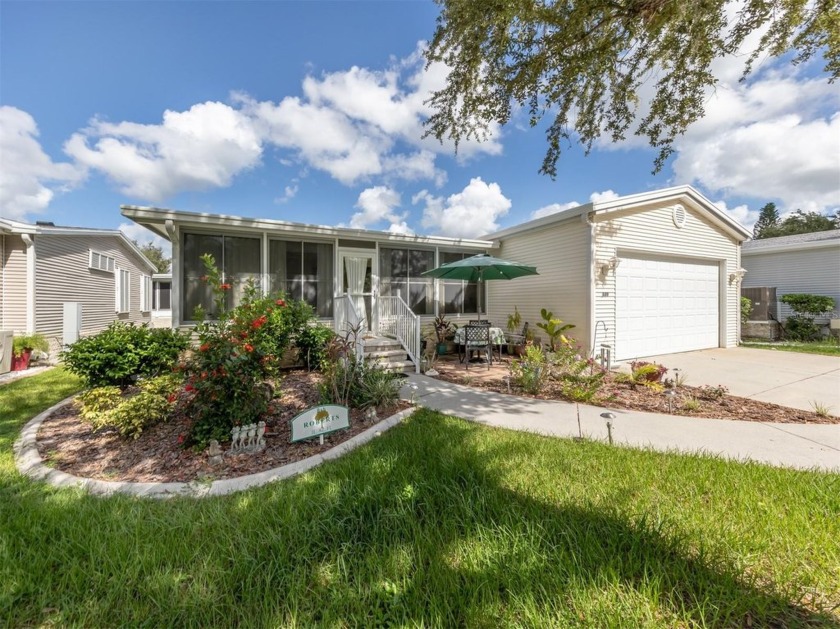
[{"x1": 422, "y1": 253, "x2": 539, "y2": 321}]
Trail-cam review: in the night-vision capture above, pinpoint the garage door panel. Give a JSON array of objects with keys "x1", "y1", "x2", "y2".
[{"x1": 616, "y1": 256, "x2": 719, "y2": 360}]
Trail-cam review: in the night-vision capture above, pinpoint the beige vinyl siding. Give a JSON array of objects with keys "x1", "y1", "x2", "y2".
[
  {"x1": 487, "y1": 217, "x2": 591, "y2": 351},
  {"x1": 1, "y1": 234, "x2": 29, "y2": 333},
  {"x1": 593, "y1": 202, "x2": 740, "y2": 354},
  {"x1": 742, "y1": 245, "x2": 840, "y2": 322},
  {"x1": 34, "y1": 235, "x2": 152, "y2": 341}
]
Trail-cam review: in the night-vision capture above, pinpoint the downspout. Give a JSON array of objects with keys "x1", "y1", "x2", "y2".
[
  {"x1": 21, "y1": 233, "x2": 36, "y2": 334},
  {"x1": 582, "y1": 212, "x2": 597, "y2": 359},
  {"x1": 164, "y1": 220, "x2": 179, "y2": 328}
]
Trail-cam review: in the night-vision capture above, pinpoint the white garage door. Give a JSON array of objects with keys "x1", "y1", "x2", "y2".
[{"x1": 615, "y1": 256, "x2": 719, "y2": 360}]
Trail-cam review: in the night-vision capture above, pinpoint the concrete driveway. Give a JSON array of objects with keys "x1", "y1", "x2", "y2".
[{"x1": 641, "y1": 347, "x2": 840, "y2": 413}]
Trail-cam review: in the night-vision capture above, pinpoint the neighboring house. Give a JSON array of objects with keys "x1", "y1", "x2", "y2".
[
  {"x1": 741, "y1": 230, "x2": 840, "y2": 323},
  {"x1": 0, "y1": 218, "x2": 158, "y2": 351},
  {"x1": 122, "y1": 184, "x2": 751, "y2": 367},
  {"x1": 151, "y1": 273, "x2": 173, "y2": 328}
]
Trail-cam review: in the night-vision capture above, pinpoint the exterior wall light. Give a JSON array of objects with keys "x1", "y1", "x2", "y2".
[
  {"x1": 597, "y1": 256, "x2": 621, "y2": 278},
  {"x1": 728, "y1": 268, "x2": 747, "y2": 285}
]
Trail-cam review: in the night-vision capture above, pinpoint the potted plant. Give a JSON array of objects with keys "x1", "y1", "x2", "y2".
[
  {"x1": 433, "y1": 314, "x2": 452, "y2": 355},
  {"x1": 12, "y1": 333, "x2": 49, "y2": 371}
]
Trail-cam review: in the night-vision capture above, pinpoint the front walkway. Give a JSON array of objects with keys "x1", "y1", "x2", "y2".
[{"x1": 402, "y1": 374, "x2": 840, "y2": 472}]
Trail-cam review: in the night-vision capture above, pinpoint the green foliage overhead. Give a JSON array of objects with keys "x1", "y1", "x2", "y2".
[
  {"x1": 754, "y1": 208, "x2": 839, "y2": 239},
  {"x1": 424, "y1": 0, "x2": 839, "y2": 176}
]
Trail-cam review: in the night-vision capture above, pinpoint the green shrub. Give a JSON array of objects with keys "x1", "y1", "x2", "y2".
[
  {"x1": 355, "y1": 364, "x2": 403, "y2": 409},
  {"x1": 779, "y1": 293, "x2": 835, "y2": 317},
  {"x1": 780, "y1": 293, "x2": 835, "y2": 341},
  {"x1": 61, "y1": 322, "x2": 189, "y2": 388},
  {"x1": 740, "y1": 296, "x2": 753, "y2": 324},
  {"x1": 319, "y1": 354, "x2": 402, "y2": 409},
  {"x1": 546, "y1": 341, "x2": 607, "y2": 402},
  {"x1": 696, "y1": 384, "x2": 729, "y2": 401},
  {"x1": 510, "y1": 345, "x2": 548, "y2": 394},
  {"x1": 535, "y1": 308, "x2": 576, "y2": 351},
  {"x1": 296, "y1": 324, "x2": 335, "y2": 370},
  {"x1": 76, "y1": 386, "x2": 123, "y2": 427},
  {"x1": 75, "y1": 375, "x2": 180, "y2": 438}
]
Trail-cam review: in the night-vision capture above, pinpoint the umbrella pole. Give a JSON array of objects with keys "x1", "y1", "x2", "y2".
[{"x1": 478, "y1": 271, "x2": 483, "y2": 322}]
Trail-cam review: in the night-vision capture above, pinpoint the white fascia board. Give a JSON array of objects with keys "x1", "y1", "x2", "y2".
[
  {"x1": 482, "y1": 204, "x2": 593, "y2": 240},
  {"x1": 742, "y1": 239, "x2": 840, "y2": 255},
  {"x1": 589, "y1": 185, "x2": 752, "y2": 241},
  {"x1": 120, "y1": 205, "x2": 494, "y2": 249}
]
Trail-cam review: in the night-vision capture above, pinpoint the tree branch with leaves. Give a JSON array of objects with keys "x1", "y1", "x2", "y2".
[{"x1": 424, "y1": 0, "x2": 839, "y2": 176}]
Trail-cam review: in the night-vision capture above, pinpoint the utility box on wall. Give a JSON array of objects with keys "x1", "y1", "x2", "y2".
[
  {"x1": 63, "y1": 302, "x2": 83, "y2": 346},
  {"x1": 0, "y1": 330, "x2": 12, "y2": 374},
  {"x1": 742, "y1": 287, "x2": 777, "y2": 321}
]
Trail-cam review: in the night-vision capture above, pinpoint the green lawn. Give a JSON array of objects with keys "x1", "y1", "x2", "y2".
[
  {"x1": 2, "y1": 370, "x2": 839, "y2": 627},
  {"x1": 741, "y1": 339, "x2": 840, "y2": 356}
]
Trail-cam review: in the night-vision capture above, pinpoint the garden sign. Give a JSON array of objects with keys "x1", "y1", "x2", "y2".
[{"x1": 290, "y1": 405, "x2": 349, "y2": 444}]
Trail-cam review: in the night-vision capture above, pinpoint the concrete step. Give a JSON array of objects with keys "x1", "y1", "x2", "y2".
[
  {"x1": 365, "y1": 348, "x2": 409, "y2": 359},
  {"x1": 363, "y1": 338, "x2": 402, "y2": 352},
  {"x1": 371, "y1": 359, "x2": 416, "y2": 373}
]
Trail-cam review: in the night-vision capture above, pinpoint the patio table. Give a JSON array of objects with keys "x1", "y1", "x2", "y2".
[{"x1": 454, "y1": 326, "x2": 506, "y2": 362}]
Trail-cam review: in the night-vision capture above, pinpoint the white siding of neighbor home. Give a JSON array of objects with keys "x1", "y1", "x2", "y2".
[
  {"x1": 592, "y1": 202, "x2": 740, "y2": 356},
  {"x1": 1, "y1": 234, "x2": 29, "y2": 333},
  {"x1": 486, "y1": 216, "x2": 591, "y2": 352},
  {"x1": 34, "y1": 234, "x2": 151, "y2": 342},
  {"x1": 742, "y1": 246, "x2": 840, "y2": 322}
]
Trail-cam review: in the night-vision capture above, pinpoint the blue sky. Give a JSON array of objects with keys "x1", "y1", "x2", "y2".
[{"x1": 1, "y1": 0, "x2": 838, "y2": 252}]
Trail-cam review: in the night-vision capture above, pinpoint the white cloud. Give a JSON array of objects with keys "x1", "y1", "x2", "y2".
[
  {"x1": 350, "y1": 186, "x2": 412, "y2": 233},
  {"x1": 64, "y1": 102, "x2": 263, "y2": 203},
  {"x1": 530, "y1": 190, "x2": 621, "y2": 219},
  {"x1": 531, "y1": 201, "x2": 580, "y2": 219},
  {"x1": 417, "y1": 177, "x2": 511, "y2": 238},
  {"x1": 0, "y1": 107, "x2": 84, "y2": 220},
  {"x1": 712, "y1": 200, "x2": 755, "y2": 231},
  {"x1": 119, "y1": 221, "x2": 172, "y2": 258},
  {"x1": 275, "y1": 180, "x2": 299, "y2": 204},
  {"x1": 674, "y1": 112, "x2": 840, "y2": 212},
  {"x1": 589, "y1": 189, "x2": 620, "y2": 204}
]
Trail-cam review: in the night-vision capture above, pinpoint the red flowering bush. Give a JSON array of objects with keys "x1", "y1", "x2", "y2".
[{"x1": 181, "y1": 254, "x2": 320, "y2": 448}]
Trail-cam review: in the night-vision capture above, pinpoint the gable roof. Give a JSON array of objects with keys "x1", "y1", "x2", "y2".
[
  {"x1": 483, "y1": 185, "x2": 751, "y2": 241},
  {"x1": 0, "y1": 217, "x2": 157, "y2": 273},
  {"x1": 742, "y1": 230, "x2": 840, "y2": 255}
]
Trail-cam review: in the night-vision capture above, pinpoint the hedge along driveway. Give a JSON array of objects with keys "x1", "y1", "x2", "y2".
[{"x1": 1, "y1": 369, "x2": 839, "y2": 627}]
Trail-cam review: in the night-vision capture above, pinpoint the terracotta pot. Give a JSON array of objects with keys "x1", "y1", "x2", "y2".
[{"x1": 11, "y1": 349, "x2": 32, "y2": 371}]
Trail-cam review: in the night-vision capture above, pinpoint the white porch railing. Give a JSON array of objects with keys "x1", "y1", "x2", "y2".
[
  {"x1": 378, "y1": 294, "x2": 421, "y2": 373},
  {"x1": 334, "y1": 293, "x2": 365, "y2": 361}
]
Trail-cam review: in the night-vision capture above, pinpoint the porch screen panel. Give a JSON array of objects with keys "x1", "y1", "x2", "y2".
[
  {"x1": 182, "y1": 234, "x2": 260, "y2": 319},
  {"x1": 269, "y1": 240, "x2": 333, "y2": 317},
  {"x1": 379, "y1": 247, "x2": 433, "y2": 315},
  {"x1": 441, "y1": 252, "x2": 483, "y2": 315},
  {"x1": 224, "y1": 236, "x2": 261, "y2": 310},
  {"x1": 183, "y1": 234, "x2": 223, "y2": 319}
]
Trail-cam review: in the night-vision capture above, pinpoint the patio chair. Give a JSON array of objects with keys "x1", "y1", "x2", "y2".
[
  {"x1": 506, "y1": 321, "x2": 530, "y2": 346},
  {"x1": 469, "y1": 319, "x2": 491, "y2": 327},
  {"x1": 463, "y1": 324, "x2": 492, "y2": 370}
]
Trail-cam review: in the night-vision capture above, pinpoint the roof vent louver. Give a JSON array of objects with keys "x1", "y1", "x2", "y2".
[{"x1": 672, "y1": 204, "x2": 686, "y2": 228}]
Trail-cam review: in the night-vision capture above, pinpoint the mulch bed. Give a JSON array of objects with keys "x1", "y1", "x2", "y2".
[
  {"x1": 36, "y1": 370, "x2": 410, "y2": 484},
  {"x1": 433, "y1": 370, "x2": 839, "y2": 425}
]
